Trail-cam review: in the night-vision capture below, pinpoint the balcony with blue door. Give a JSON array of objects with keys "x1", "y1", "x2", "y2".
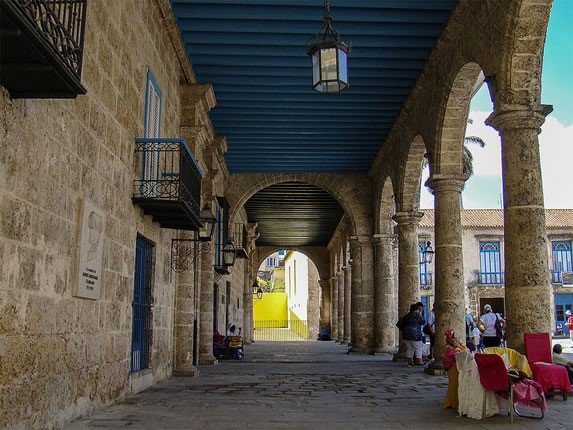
[{"x1": 132, "y1": 138, "x2": 203, "y2": 231}]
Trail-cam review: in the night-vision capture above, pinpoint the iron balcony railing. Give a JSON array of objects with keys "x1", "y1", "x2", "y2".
[
  {"x1": 232, "y1": 223, "x2": 248, "y2": 259},
  {"x1": 132, "y1": 138, "x2": 203, "y2": 231},
  {"x1": 478, "y1": 272, "x2": 505, "y2": 285},
  {"x1": 1, "y1": 0, "x2": 87, "y2": 97}
]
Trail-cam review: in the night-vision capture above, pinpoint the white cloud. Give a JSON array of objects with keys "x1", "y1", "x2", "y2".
[{"x1": 419, "y1": 112, "x2": 573, "y2": 209}]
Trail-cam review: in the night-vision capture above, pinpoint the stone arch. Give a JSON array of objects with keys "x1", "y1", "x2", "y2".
[
  {"x1": 374, "y1": 176, "x2": 395, "y2": 235},
  {"x1": 254, "y1": 245, "x2": 329, "y2": 282},
  {"x1": 396, "y1": 135, "x2": 427, "y2": 212},
  {"x1": 433, "y1": 62, "x2": 484, "y2": 177},
  {"x1": 484, "y1": 0, "x2": 551, "y2": 109},
  {"x1": 224, "y1": 173, "x2": 373, "y2": 239}
]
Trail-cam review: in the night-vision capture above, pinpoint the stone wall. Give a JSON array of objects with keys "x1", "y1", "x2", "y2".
[{"x1": 0, "y1": 1, "x2": 203, "y2": 428}]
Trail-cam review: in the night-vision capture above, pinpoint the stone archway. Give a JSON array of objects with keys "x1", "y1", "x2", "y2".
[{"x1": 224, "y1": 173, "x2": 373, "y2": 239}]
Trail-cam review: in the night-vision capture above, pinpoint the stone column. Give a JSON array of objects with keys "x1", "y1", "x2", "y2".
[
  {"x1": 337, "y1": 270, "x2": 344, "y2": 342},
  {"x1": 343, "y1": 265, "x2": 352, "y2": 344},
  {"x1": 242, "y1": 274, "x2": 253, "y2": 344},
  {"x1": 330, "y1": 275, "x2": 339, "y2": 341},
  {"x1": 486, "y1": 105, "x2": 553, "y2": 352},
  {"x1": 198, "y1": 243, "x2": 217, "y2": 365},
  {"x1": 349, "y1": 236, "x2": 375, "y2": 354},
  {"x1": 319, "y1": 279, "x2": 331, "y2": 337},
  {"x1": 425, "y1": 176, "x2": 466, "y2": 369},
  {"x1": 392, "y1": 212, "x2": 423, "y2": 358},
  {"x1": 373, "y1": 234, "x2": 397, "y2": 354},
  {"x1": 307, "y1": 269, "x2": 320, "y2": 340},
  {"x1": 173, "y1": 267, "x2": 198, "y2": 375}
]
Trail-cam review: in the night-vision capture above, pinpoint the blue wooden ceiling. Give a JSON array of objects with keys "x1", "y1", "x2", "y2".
[
  {"x1": 170, "y1": 0, "x2": 456, "y2": 174},
  {"x1": 171, "y1": 1, "x2": 457, "y2": 247}
]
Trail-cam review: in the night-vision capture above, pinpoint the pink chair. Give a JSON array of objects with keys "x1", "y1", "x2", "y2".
[
  {"x1": 474, "y1": 353, "x2": 545, "y2": 422},
  {"x1": 524, "y1": 332, "x2": 571, "y2": 400}
]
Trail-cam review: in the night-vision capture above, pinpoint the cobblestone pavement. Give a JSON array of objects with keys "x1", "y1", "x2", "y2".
[{"x1": 65, "y1": 341, "x2": 573, "y2": 430}]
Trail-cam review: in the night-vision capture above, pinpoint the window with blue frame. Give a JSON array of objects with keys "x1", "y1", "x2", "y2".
[
  {"x1": 142, "y1": 69, "x2": 162, "y2": 186},
  {"x1": 419, "y1": 241, "x2": 432, "y2": 286},
  {"x1": 479, "y1": 241, "x2": 503, "y2": 284},
  {"x1": 552, "y1": 240, "x2": 573, "y2": 283}
]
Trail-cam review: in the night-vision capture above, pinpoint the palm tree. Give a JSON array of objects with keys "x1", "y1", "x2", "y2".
[
  {"x1": 423, "y1": 119, "x2": 486, "y2": 191},
  {"x1": 462, "y1": 119, "x2": 486, "y2": 183}
]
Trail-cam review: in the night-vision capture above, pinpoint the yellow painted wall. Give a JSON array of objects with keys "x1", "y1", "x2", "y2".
[
  {"x1": 253, "y1": 292, "x2": 287, "y2": 322},
  {"x1": 289, "y1": 310, "x2": 309, "y2": 339}
]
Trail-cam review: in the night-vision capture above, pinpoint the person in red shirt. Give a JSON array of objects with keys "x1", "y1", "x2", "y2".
[{"x1": 566, "y1": 310, "x2": 573, "y2": 342}]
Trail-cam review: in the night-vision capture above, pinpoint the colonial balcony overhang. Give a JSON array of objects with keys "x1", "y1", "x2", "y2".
[
  {"x1": 0, "y1": 0, "x2": 87, "y2": 98},
  {"x1": 132, "y1": 138, "x2": 203, "y2": 231}
]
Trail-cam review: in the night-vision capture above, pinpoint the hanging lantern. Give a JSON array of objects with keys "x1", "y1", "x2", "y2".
[
  {"x1": 222, "y1": 239, "x2": 237, "y2": 267},
  {"x1": 306, "y1": 0, "x2": 350, "y2": 94},
  {"x1": 198, "y1": 203, "x2": 216, "y2": 241}
]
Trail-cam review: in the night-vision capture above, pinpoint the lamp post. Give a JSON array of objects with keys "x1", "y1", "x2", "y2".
[
  {"x1": 306, "y1": 0, "x2": 350, "y2": 94},
  {"x1": 252, "y1": 281, "x2": 263, "y2": 300},
  {"x1": 420, "y1": 241, "x2": 435, "y2": 265}
]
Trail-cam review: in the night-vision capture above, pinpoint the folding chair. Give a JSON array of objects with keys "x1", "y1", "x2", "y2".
[{"x1": 474, "y1": 353, "x2": 545, "y2": 423}]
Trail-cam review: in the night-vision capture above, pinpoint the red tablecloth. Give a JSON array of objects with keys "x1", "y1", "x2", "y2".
[{"x1": 529, "y1": 362, "x2": 572, "y2": 393}]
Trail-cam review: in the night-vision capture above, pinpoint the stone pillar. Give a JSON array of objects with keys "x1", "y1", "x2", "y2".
[
  {"x1": 198, "y1": 244, "x2": 217, "y2": 365},
  {"x1": 349, "y1": 236, "x2": 375, "y2": 354},
  {"x1": 343, "y1": 265, "x2": 352, "y2": 344},
  {"x1": 425, "y1": 176, "x2": 466, "y2": 369},
  {"x1": 486, "y1": 105, "x2": 553, "y2": 352},
  {"x1": 319, "y1": 280, "x2": 331, "y2": 337},
  {"x1": 330, "y1": 276, "x2": 339, "y2": 340},
  {"x1": 392, "y1": 212, "x2": 423, "y2": 358},
  {"x1": 337, "y1": 270, "x2": 344, "y2": 342},
  {"x1": 307, "y1": 268, "x2": 320, "y2": 340},
  {"x1": 242, "y1": 274, "x2": 253, "y2": 344},
  {"x1": 373, "y1": 234, "x2": 397, "y2": 354},
  {"x1": 173, "y1": 268, "x2": 198, "y2": 375}
]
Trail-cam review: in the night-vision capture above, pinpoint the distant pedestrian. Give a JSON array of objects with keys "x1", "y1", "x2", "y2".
[
  {"x1": 400, "y1": 302, "x2": 425, "y2": 367},
  {"x1": 479, "y1": 304, "x2": 505, "y2": 348},
  {"x1": 565, "y1": 310, "x2": 573, "y2": 342}
]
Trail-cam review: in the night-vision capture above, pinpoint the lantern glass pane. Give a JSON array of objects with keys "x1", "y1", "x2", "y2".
[
  {"x1": 338, "y1": 49, "x2": 348, "y2": 83},
  {"x1": 320, "y1": 47, "x2": 338, "y2": 82},
  {"x1": 312, "y1": 52, "x2": 320, "y2": 87}
]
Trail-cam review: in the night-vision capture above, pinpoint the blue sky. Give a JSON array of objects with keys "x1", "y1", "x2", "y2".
[{"x1": 421, "y1": 0, "x2": 573, "y2": 209}]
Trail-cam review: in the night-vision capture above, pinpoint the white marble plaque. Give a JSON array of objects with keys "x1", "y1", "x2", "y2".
[{"x1": 74, "y1": 200, "x2": 105, "y2": 299}]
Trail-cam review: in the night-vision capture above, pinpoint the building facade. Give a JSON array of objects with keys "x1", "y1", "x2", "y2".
[{"x1": 418, "y1": 209, "x2": 573, "y2": 334}]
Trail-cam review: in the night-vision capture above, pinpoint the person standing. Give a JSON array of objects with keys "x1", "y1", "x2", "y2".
[
  {"x1": 565, "y1": 310, "x2": 573, "y2": 342},
  {"x1": 465, "y1": 308, "x2": 474, "y2": 342},
  {"x1": 479, "y1": 304, "x2": 505, "y2": 348},
  {"x1": 426, "y1": 306, "x2": 436, "y2": 361},
  {"x1": 401, "y1": 302, "x2": 426, "y2": 367}
]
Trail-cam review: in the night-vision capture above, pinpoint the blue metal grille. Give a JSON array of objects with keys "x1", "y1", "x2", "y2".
[
  {"x1": 552, "y1": 241, "x2": 573, "y2": 283},
  {"x1": 131, "y1": 236, "x2": 153, "y2": 373},
  {"x1": 479, "y1": 242, "x2": 503, "y2": 284}
]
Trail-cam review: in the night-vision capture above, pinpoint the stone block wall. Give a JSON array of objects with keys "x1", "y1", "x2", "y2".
[{"x1": 0, "y1": 1, "x2": 200, "y2": 428}]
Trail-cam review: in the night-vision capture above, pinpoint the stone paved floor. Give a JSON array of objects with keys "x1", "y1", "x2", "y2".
[{"x1": 65, "y1": 340, "x2": 573, "y2": 430}]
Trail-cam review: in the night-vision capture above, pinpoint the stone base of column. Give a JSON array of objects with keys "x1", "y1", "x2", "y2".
[
  {"x1": 374, "y1": 346, "x2": 397, "y2": 355},
  {"x1": 198, "y1": 355, "x2": 219, "y2": 366},
  {"x1": 343, "y1": 337, "x2": 351, "y2": 344},
  {"x1": 348, "y1": 346, "x2": 372, "y2": 355},
  {"x1": 392, "y1": 351, "x2": 408, "y2": 362},
  {"x1": 173, "y1": 367, "x2": 199, "y2": 377},
  {"x1": 424, "y1": 360, "x2": 446, "y2": 376}
]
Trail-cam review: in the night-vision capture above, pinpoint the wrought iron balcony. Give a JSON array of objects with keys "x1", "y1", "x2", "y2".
[
  {"x1": 477, "y1": 272, "x2": 505, "y2": 285},
  {"x1": 232, "y1": 223, "x2": 248, "y2": 259},
  {"x1": 0, "y1": 0, "x2": 87, "y2": 98},
  {"x1": 132, "y1": 138, "x2": 203, "y2": 231}
]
